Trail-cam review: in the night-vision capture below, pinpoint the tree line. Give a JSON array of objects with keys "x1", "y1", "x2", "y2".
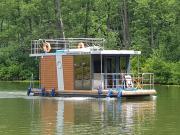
[{"x1": 0, "y1": 0, "x2": 179, "y2": 84}]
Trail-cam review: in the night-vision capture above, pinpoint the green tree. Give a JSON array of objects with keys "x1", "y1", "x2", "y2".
[{"x1": 0, "y1": 0, "x2": 179, "y2": 84}]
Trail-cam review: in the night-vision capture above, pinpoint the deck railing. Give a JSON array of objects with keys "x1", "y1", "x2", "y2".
[
  {"x1": 30, "y1": 38, "x2": 105, "y2": 56},
  {"x1": 102, "y1": 73, "x2": 154, "y2": 90}
]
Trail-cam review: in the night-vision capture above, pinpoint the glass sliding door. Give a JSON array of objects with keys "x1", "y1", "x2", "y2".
[
  {"x1": 120, "y1": 55, "x2": 130, "y2": 73},
  {"x1": 74, "y1": 55, "x2": 91, "y2": 90},
  {"x1": 104, "y1": 56, "x2": 116, "y2": 89}
]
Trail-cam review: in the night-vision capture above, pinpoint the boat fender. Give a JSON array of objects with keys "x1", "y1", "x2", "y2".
[
  {"x1": 117, "y1": 87, "x2": 123, "y2": 98},
  {"x1": 107, "y1": 89, "x2": 113, "y2": 97},
  {"x1": 51, "y1": 88, "x2": 55, "y2": 97},
  {"x1": 43, "y1": 42, "x2": 51, "y2": 52},
  {"x1": 97, "y1": 85, "x2": 102, "y2": 95},
  {"x1": 41, "y1": 88, "x2": 45, "y2": 96},
  {"x1": 117, "y1": 91, "x2": 122, "y2": 98}
]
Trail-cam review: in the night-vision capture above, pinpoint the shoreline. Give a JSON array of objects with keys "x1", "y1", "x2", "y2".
[{"x1": 0, "y1": 81, "x2": 179, "y2": 86}]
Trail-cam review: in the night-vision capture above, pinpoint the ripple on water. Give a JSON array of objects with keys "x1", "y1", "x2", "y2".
[
  {"x1": 1, "y1": 86, "x2": 179, "y2": 135},
  {"x1": 0, "y1": 91, "x2": 27, "y2": 99}
]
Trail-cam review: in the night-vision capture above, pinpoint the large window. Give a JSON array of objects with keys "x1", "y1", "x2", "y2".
[
  {"x1": 93, "y1": 55, "x2": 101, "y2": 73},
  {"x1": 120, "y1": 55, "x2": 130, "y2": 73},
  {"x1": 74, "y1": 55, "x2": 91, "y2": 90}
]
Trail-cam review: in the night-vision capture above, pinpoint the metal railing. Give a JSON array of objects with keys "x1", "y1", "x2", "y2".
[
  {"x1": 102, "y1": 73, "x2": 154, "y2": 90},
  {"x1": 142, "y1": 73, "x2": 154, "y2": 90},
  {"x1": 30, "y1": 38, "x2": 105, "y2": 56}
]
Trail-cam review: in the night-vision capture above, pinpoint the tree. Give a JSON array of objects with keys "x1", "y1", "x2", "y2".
[
  {"x1": 0, "y1": 0, "x2": 179, "y2": 84},
  {"x1": 121, "y1": 0, "x2": 130, "y2": 49},
  {"x1": 54, "y1": 0, "x2": 65, "y2": 38}
]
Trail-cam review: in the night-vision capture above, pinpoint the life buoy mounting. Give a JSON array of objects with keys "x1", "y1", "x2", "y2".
[{"x1": 43, "y1": 42, "x2": 51, "y2": 52}]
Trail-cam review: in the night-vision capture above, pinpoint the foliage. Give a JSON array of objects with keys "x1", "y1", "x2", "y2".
[
  {"x1": 0, "y1": 0, "x2": 179, "y2": 84},
  {"x1": 142, "y1": 49, "x2": 180, "y2": 84},
  {"x1": 142, "y1": 53, "x2": 171, "y2": 84}
]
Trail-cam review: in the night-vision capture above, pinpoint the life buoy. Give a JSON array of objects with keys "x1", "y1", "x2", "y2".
[
  {"x1": 43, "y1": 42, "x2": 51, "y2": 52},
  {"x1": 77, "y1": 42, "x2": 84, "y2": 49}
]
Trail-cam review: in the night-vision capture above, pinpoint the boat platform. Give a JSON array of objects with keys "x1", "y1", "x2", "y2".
[{"x1": 28, "y1": 89, "x2": 157, "y2": 98}]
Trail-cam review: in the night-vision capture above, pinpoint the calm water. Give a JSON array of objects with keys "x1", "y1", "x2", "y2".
[{"x1": 0, "y1": 82, "x2": 180, "y2": 135}]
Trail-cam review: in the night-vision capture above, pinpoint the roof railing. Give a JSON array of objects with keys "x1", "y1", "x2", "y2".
[{"x1": 30, "y1": 38, "x2": 105, "y2": 56}]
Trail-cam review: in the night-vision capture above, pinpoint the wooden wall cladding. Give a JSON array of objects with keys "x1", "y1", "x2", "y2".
[
  {"x1": 62, "y1": 56, "x2": 74, "y2": 90},
  {"x1": 40, "y1": 56, "x2": 58, "y2": 91}
]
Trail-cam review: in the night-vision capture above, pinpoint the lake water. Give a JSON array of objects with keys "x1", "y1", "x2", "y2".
[{"x1": 0, "y1": 82, "x2": 179, "y2": 135}]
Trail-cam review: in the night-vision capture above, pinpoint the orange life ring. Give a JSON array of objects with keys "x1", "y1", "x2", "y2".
[
  {"x1": 43, "y1": 42, "x2": 51, "y2": 52},
  {"x1": 77, "y1": 42, "x2": 84, "y2": 49}
]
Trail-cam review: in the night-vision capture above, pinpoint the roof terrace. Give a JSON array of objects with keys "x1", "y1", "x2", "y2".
[{"x1": 30, "y1": 38, "x2": 105, "y2": 56}]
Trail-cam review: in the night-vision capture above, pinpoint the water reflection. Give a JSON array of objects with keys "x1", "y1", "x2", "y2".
[
  {"x1": 120, "y1": 99, "x2": 156, "y2": 134},
  {"x1": 0, "y1": 89, "x2": 157, "y2": 135},
  {"x1": 38, "y1": 97, "x2": 156, "y2": 135},
  {"x1": 40, "y1": 99, "x2": 58, "y2": 135},
  {"x1": 1, "y1": 84, "x2": 180, "y2": 135}
]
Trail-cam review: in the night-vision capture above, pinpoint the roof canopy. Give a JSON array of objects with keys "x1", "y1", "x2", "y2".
[{"x1": 67, "y1": 49, "x2": 141, "y2": 55}]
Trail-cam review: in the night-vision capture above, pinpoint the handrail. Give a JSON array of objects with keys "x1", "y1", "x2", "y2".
[
  {"x1": 30, "y1": 38, "x2": 105, "y2": 56},
  {"x1": 101, "y1": 73, "x2": 154, "y2": 90}
]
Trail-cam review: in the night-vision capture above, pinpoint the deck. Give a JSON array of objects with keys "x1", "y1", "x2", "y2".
[{"x1": 29, "y1": 89, "x2": 157, "y2": 98}]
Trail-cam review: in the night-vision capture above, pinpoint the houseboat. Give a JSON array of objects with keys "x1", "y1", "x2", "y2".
[{"x1": 28, "y1": 38, "x2": 156, "y2": 97}]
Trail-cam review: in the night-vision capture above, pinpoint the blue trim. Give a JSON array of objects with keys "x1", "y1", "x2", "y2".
[{"x1": 56, "y1": 50, "x2": 66, "y2": 54}]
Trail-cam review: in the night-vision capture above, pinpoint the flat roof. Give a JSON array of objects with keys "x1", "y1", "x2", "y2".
[
  {"x1": 30, "y1": 49, "x2": 141, "y2": 57},
  {"x1": 66, "y1": 49, "x2": 141, "y2": 55},
  {"x1": 91, "y1": 50, "x2": 141, "y2": 55}
]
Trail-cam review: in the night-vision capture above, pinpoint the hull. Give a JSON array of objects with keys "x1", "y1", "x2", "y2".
[{"x1": 28, "y1": 88, "x2": 156, "y2": 98}]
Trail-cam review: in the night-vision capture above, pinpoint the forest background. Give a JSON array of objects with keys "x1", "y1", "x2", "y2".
[{"x1": 0, "y1": 0, "x2": 179, "y2": 84}]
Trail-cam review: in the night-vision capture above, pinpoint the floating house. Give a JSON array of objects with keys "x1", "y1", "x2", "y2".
[{"x1": 29, "y1": 38, "x2": 156, "y2": 97}]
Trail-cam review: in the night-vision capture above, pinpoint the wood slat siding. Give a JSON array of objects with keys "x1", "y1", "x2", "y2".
[
  {"x1": 63, "y1": 56, "x2": 74, "y2": 90},
  {"x1": 40, "y1": 56, "x2": 58, "y2": 91}
]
